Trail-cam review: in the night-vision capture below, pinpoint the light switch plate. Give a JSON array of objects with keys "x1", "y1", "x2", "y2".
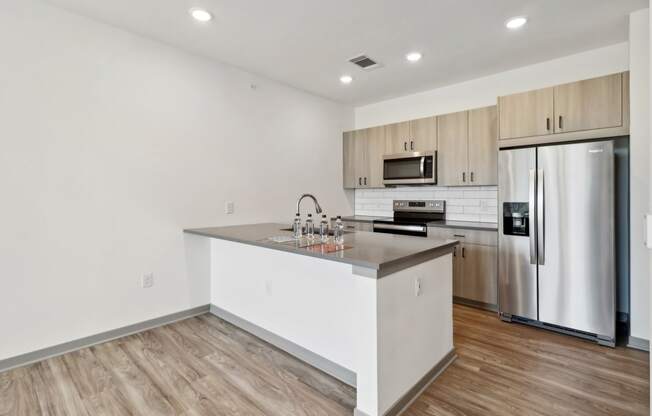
[
  {"x1": 646, "y1": 214, "x2": 652, "y2": 249},
  {"x1": 225, "y1": 201, "x2": 234, "y2": 214}
]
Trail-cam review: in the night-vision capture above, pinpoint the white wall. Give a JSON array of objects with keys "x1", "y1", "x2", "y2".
[
  {"x1": 355, "y1": 43, "x2": 629, "y2": 129},
  {"x1": 0, "y1": 0, "x2": 353, "y2": 361},
  {"x1": 630, "y1": 8, "x2": 650, "y2": 342}
]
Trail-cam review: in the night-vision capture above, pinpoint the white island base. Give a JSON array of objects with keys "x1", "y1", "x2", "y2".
[{"x1": 199, "y1": 235, "x2": 454, "y2": 416}]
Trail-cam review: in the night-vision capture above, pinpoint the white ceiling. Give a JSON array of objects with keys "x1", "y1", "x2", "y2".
[{"x1": 44, "y1": 0, "x2": 647, "y2": 105}]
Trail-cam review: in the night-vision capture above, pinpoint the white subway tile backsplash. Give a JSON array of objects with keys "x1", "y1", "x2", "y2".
[{"x1": 355, "y1": 185, "x2": 498, "y2": 223}]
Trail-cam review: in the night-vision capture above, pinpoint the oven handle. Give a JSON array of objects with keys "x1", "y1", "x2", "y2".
[{"x1": 373, "y1": 223, "x2": 427, "y2": 233}]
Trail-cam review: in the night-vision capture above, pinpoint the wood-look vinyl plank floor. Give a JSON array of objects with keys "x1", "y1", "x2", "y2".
[{"x1": 0, "y1": 305, "x2": 647, "y2": 416}]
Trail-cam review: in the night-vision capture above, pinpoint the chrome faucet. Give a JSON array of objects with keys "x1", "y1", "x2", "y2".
[{"x1": 296, "y1": 193, "x2": 323, "y2": 215}]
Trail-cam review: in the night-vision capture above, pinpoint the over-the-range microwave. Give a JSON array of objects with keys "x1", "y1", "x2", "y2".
[{"x1": 383, "y1": 151, "x2": 437, "y2": 185}]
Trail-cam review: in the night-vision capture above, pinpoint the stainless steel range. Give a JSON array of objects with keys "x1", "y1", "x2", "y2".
[{"x1": 373, "y1": 200, "x2": 445, "y2": 237}]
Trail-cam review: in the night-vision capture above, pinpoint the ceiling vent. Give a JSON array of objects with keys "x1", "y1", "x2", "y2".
[{"x1": 349, "y1": 54, "x2": 382, "y2": 71}]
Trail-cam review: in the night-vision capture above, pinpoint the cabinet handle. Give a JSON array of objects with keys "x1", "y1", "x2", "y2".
[
  {"x1": 410, "y1": 141, "x2": 414, "y2": 151},
  {"x1": 546, "y1": 117, "x2": 550, "y2": 131},
  {"x1": 470, "y1": 172, "x2": 474, "y2": 182},
  {"x1": 559, "y1": 115, "x2": 563, "y2": 130},
  {"x1": 364, "y1": 177, "x2": 367, "y2": 186},
  {"x1": 358, "y1": 177, "x2": 362, "y2": 186},
  {"x1": 404, "y1": 142, "x2": 407, "y2": 151},
  {"x1": 462, "y1": 172, "x2": 466, "y2": 182},
  {"x1": 453, "y1": 234, "x2": 466, "y2": 238},
  {"x1": 462, "y1": 247, "x2": 466, "y2": 258},
  {"x1": 453, "y1": 247, "x2": 457, "y2": 257}
]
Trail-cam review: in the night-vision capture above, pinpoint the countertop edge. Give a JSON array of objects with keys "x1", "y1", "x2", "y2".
[
  {"x1": 184, "y1": 228, "x2": 458, "y2": 277},
  {"x1": 184, "y1": 228, "x2": 381, "y2": 270},
  {"x1": 376, "y1": 242, "x2": 458, "y2": 278},
  {"x1": 426, "y1": 222, "x2": 498, "y2": 232}
]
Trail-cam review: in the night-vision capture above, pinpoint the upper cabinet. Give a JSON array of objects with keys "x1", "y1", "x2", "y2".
[
  {"x1": 410, "y1": 116, "x2": 438, "y2": 153},
  {"x1": 498, "y1": 87, "x2": 554, "y2": 140},
  {"x1": 385, "y1": 117, "x2": 437, "y2": 154},
  {"x1": 364, "y1": 126, "x2": 386, "y2": 188},
  {"x1": 385, "y1": 121, "x2": 411, "y2": 154},
  {"x1": 437, "y1": 111, "x2": 469, "y2": 186},
  {"x1": 468, "y1": 106, "x2": 498, "y2": 186},
  {"x1": 342, "y1": 131, "x2": 357, "y2": 189},
  {"x1": 342, "y1": 126, "x2": 385, "y2": 189},
  {"x1": 498, "y1": 72, "x2": 629, "y2": 147},
  {"x1": 553, "y1": 73, "x2": 623, "y2": 133},
  {"x1": 438, "y1": 106, "x2": 498, "y2": 186}
]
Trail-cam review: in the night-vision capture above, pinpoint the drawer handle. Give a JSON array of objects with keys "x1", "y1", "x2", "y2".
[{"x1": 453, "y1": 234, "x2": 466, "y2": 238}]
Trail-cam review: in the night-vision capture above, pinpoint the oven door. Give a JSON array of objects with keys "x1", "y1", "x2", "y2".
[
  {"x1": 383, "y1": 151, "x2": 436, "y2": 185},
  {"x1": 373, "y1": 221, "x2": 428, "y2": 237}
]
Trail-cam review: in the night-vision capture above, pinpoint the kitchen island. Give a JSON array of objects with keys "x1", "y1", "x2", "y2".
[{"x1": 184, "y1": 223, "x2": 457, "y2": 416}]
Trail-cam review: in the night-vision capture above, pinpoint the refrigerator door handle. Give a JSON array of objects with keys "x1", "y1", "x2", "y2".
[
  {"x1": 529, "y1": 169, "x2": 537, "y2": 265},
  {"x1": 537, "y1": 169, "x2": 545, "y2": 265}
]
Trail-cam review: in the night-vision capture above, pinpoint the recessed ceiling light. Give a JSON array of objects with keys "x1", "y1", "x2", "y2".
[
  {"x1": 406, "y1": 52, "x2": 422, "y2": 62},
  {"x1": 340, "y1": 75, "x2": 353, "y2": 84},
  {"x1": 190, "y1": 8, "x2": 213, "y2": 22},
  {"x1": 506, "y1": 16, "x2": 527, "y2": 30}
]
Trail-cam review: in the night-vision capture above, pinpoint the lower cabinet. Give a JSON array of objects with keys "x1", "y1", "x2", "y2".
[
  {"x1": 458, "y1": 243, "x2": 497, "y2": 307},
  {"x1": 430, "y1": 227, "x2": 498, "y2": 310}
]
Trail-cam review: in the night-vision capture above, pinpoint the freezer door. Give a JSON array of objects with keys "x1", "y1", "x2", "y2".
[
  {"x1": 537, "y1": 141, "x2": 615, "y2": 339},
  {"x1": 498, "y1": 148, "x2": 538, "y2": 320}
]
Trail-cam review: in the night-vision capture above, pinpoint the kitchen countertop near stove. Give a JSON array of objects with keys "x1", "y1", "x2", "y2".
[
  {"x1": 336, "y1": 215, "x2": 498, "y2": 231},
  {"x1": 333, "y1": 215, "x2": 392, "y2": 223},
  {"x1": 427, "y1": 220, "x2": 498, "y2": 231}
]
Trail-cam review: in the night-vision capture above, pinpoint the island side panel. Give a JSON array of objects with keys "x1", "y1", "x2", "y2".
[
  {"x1": 209, "y1": 238, "x2": 376, "y2": 377},
  {"x1": 377, "y1": 254, "x2": 454, "y2": 414}
]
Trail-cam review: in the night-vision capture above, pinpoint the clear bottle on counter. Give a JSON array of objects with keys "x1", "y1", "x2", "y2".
[
  {"x1": 319, "y1": 214, "x2": 329, "y2": 242},
  {"x1": 293, "y1": 213, "x2": 302, "y2": 239},
  {"x1": 334, "y1": 216, "x2": 344, "y2": 244},
  {"x1": 305, "y1": 213, "x2": 315, "y2": 239}
]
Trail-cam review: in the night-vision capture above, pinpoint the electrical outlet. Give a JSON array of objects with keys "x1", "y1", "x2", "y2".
[
  {"x1": 480, "y1": 200, "x2": 489, "y2": 213},
  {"x1": 225, "y1": 201, "x2": 234, "y2": 214},
  {"x1": 142, "y1": 273, "x2": 154, "y2": 289},
  {"x1": 414, "y1": 277, "x2": 422, "y2": 297}
]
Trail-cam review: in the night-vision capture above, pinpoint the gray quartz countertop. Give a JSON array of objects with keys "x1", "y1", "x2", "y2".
[
  {"x1": 184, "y1": 223, "x2": 458, "y2": 277},
  {"x1": 427, "y1": 220, "x2": 498, "y2": 231},
  {"x1": 333, "y1": 215, "x2": 498, "y2": 231},
  {"x1": 332, "y1": 215, "x2": 392, "y2": 223}
]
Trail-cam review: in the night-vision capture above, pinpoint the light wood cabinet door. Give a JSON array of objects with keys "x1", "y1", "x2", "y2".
[
  {"x1": 498, "y1": 87, "x2": 554, "y2": 140},
  {"x1": 437, "y1": 111, "x2": 469, "y2": 186},
  {"x1": 460, "y1": 243, "x2": 497, "y2": 306},
  {"x1": 468, "y1": 106, "x2": 497, "y2": 185},
  {"x1": 354, "y1": 129, "x2": 369, "y2": 188},
  {"x1": 452, "y1": 245, "x2": 463, "y2": 298},
  {"x1": 410, "y1": 116, "x2": 437, "y2": 152},
  {"x1": 342, "y1": 131, "x2": 357, "y2": 189},
  {"x1": 554, "y1": 73, "x2": 623, "y2": 134},
  {"x1": 384, "y1": 121, "x2": 411, "y2": 154},
  {"x1": 364, "y1": 126, "x2": 385, "y2": 188}
]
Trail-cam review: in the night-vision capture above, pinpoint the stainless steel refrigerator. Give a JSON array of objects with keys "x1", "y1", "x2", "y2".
[{"x1": 498, "y1": 139, "x2": 615, "y2": 346}]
